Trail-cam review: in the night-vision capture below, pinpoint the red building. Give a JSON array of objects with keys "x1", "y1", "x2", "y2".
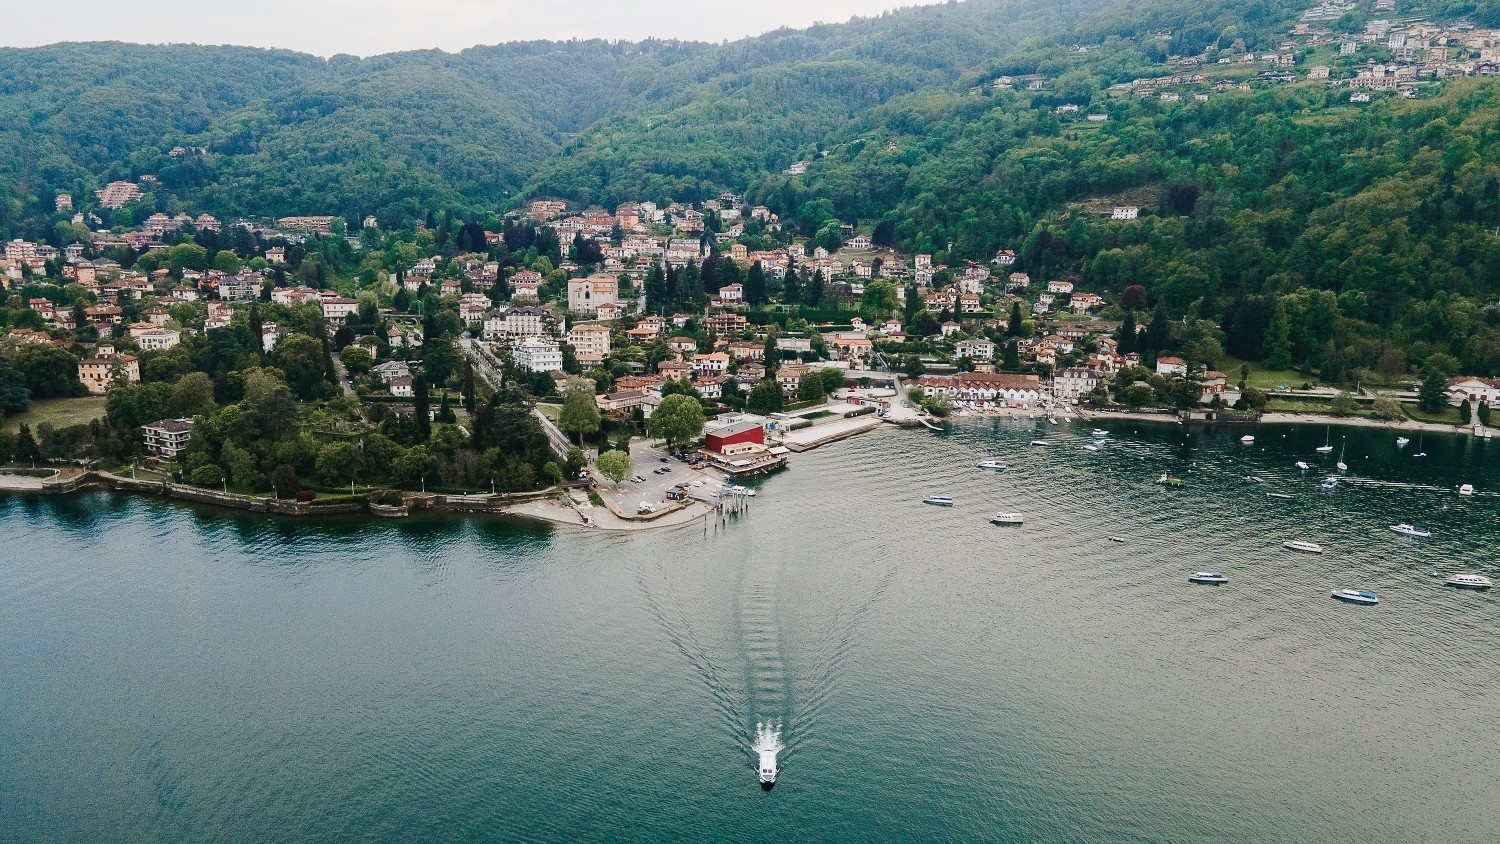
[{"x1": 703, "y1": 420, "x2": 764, "y2": 453}]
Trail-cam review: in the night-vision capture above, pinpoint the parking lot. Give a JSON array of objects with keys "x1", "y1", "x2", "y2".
[{"x1": 595, "y1": 441, "x2": 724, "y2": 515}]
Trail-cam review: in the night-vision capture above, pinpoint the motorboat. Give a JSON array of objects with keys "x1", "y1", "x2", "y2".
[
  {"x1": 1296, "y1": 461, "x2": 1310, "y2": 470},
  {"x1": 1048, "y1": 417, "x2": 1059, "y2": 425},
  {"x1": 1110, "y1": 536, "x2": 1125, "y2": 543},
  {"x1": 753, "y1": 721, "x2": 783, "y2": 787},
  {"x1": 1246, "y1": 475, "x2": 1265, "y2": 484},
  {"x1": 1283, "y1": 539, "x2": 1325, "y2": 554},
  {"x1": 1396, "y1": 436, "x2": 1410, "y2": 447},
  {"x1": 1389, "y1": 523, "x2": 1432, "y2": 538},
  {"x1": 1084, "y1": 444, "x2": 1099, "y2": 451},
  {"x1": 1268, "y1": 492, "x2": 1293, "y2": 499},
  {"x1": 1092, "y1": 429, "x2": 1108, "y2": 437},
  {"x1": 977, "y1": 460, "x2": 1007, "y2": 471},
  {"x1": 1444, "y1": 573, "x2": 1493, "y2": 590},
  {"x1": 990, "y1": 512, "x2": 1024, "y2": 525},
  {"x1": 1156, "y1": 473, "x2": 1183, "y2": 487},
  {"x1": 1189, "y1": 571, "x2": 1228, "y2": 584},
  {"x1": 1321, "y1": 477, "x2": 1338, "y2": 491},
  {"x1": 1029, "y1": 440, "x2": 1050, "y2": 446},
  {"x1": 923, "y1": 495, "x2": 954, "y2": 506},
  {"x1": 1316, "y1": 425, "x2": 1334, "y2": 453},
  {"x1": 1240, "y1": 435, "x2": 1255, "y2": 444},
  {"x1": 1459, "y1": 484, "x2": 1475, "y2": 496},
  {"x1": 1332, "y1": 589, "x2": 1380, "y2": 605}
]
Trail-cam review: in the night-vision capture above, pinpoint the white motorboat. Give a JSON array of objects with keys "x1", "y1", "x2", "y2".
[
  {"x1": 1109, "y1": 536, "x2": 1125, "y2": 543},
  {"x1": 990, "y1": 512, "x2": 1024, "y2": 525},
  {"x1": 753, "y1": 721, "x2": 783, "y2": 786},
  {"x1": 923, "y1": 495, "x2": 954, "y2": 506},
  {"x1": 722, "y1": 486, "x2": 756, "y2": 496},
  {"x1": 1316, "y1": 425, "x2": 1334, "y2": 453},
  {"x1": 1092, "y1": 429, "x2": 1108, "y2": 437},
  {"x1": 1284, "y1": 539, "x2": 1325, "y2": 554},
  {"x1": 1396, "y1": 436, "x2": 1410, "y2": 446},
  {"x1": 1459, "y1": 484, "x2": 1475, "y2": 496},
  {"x1": 1048, "y1": 417, "x2": 1058, "y2": 425},
  {"x1": 1240, "y1": 435, "x2": 1255, "y2": 444},
  {"x1": 1268, "y1": 492, "x2": 1293, "y2": 499},
  {"x1": 977, "y1": 459, "x2": 1007, "y2": 471},
  {"x1": 1444, "y1": 573, "x2": 1493, "y2": 590},
  {"x1": 1029, "y1": 440, "x2": 1050, "y2": 447},
  {"x1": 1189, "y1": 571, "x2": 1228, "y2": 584},
  {"x1": 1389, "y1": 523, "x2": 1432, "y2": 538},
  {"x1": 1332, "y1": 589, "x2": 1380, "y2": 605},
  {"x1": 1321, "y1": 477, "x2": 1338, "y2": 491},
  {"x1": 1084, "y1": 444, "x2": 1099, "y2": 451},
  {"x1": 1295, "y1": 461, "x2": 1311, "y2": 470}
]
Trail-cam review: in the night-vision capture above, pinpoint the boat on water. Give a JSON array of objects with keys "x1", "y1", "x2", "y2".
[
  {"x1": 1189, "y1": 571, "x2": 1228, "y2": 584},
  {"x1": 1321, "y1": 477, "x2": 1339, "y2": 491},
  {"x1": 1092, "y1": 429, "x2": 1108, "y2": 437},
  {"x1": 1284, "y1": 539, "x2": 1325, "y2": 553},
  {"x1": 923, "y1": 495, "x2": 954, "y2": 506},
  {"x1": 1413, "y1": 434, "x2": 1427, "y2": 458},
  {"x1": 1110, "y1": 536, "x2": 1125, "y2": 543},
  {"x1": 1156, "y1": 473, "x2": 1183, "y2": 487},
  {"x1": 976, "y1": 460, "x2": 1007, "y2": 471},
  {"x1": 1396, "y1": 436, "x2": 1410, "y2": 446},
  {"x1": 753, "y1": 721, "x2": 783, "y2": 787},
  {"x1": 1389, "y1": 523, "x2": 1432, "y2": 538},
  {"x1": 1316, "y1": 425, "x2": 1334, "y2": 453},
  {"x1": 1296, "y1": 461, "x2": 1311, "y2": 470},
  {"x1": 1336, "y1": 441, "x2": 1348, "y2": 472},
  {"x1": 1459, "y1": 484, "x2": 1475, "y2": 496},
  {"x1": 722, "y1": 485, "x2": 756, "y2": 496},
  {"x1": 1084, "y1": 444, "x2": 1099, "y2": 451},
  {"x1": 990, "y1": 512, "x2": 1024, "y2": 525},
  {"x1": 1240, "y1": 435, "x2": 1255, "y2": 444},
  {"x1": 1444, "y1": 573, "x2": 1493, "y2": 590},
  {"x1": 1268, "y1": 492, "x2": 1293, "y2": 499},
  {"x1": 1029, "y1": 439, "x2": 1050, "y2": 446},
  {"x1": 1332, "y1": 589, "x2": 1380, "y2": 605},
  {"x1": 1048, "y1": 417, "x2": 1059, "y2": 425}
]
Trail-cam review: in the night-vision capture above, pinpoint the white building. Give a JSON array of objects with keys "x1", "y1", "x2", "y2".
[
  {"x1": 567, "y1": 275, "x2": 618, "y2": 315},
  {"x1": 1052, "y1": 367, "x2": 1101, "y2": 403},
  {"x1": 1111, "y1": 206, "x2": 1140, "y2": 220},
  {"x1": 955, "y1": 338, "x2": 996, "y2": 361},
  {"x1": 137, "y1": 328, "x2": 182, "y2": 351},
  {"x1": 141, "y1": 418, "x2": 194, "y2": 458},
  {"x1": 483, "y1": 306, "x2": 552, "y2": 340},
  {"x1": 511, "y1": 336, "x2": 563, "y2": 373},
  {"x1": 567, "y1": 323, "x2": 612, "y2": 367}
]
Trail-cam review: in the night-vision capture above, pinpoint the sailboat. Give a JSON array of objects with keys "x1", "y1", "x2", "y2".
[
  {"x1": 1336, "y1": 440, "x2": 1347, "y2": 473},
  {"x1": 1316, "y1": 426, "x2": 1334, "y2": 453},
  {"x1": 1413, "y1": 433, "x2": 1427, "y2": 458}
]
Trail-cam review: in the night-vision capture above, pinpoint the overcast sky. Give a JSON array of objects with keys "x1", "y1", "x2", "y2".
[{"x1": 8, "y1": 0, "x2": 947, "y2": 56}]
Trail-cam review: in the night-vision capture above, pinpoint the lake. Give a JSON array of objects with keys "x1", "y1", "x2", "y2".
[{"x1": 3, "y1": 419, "x2": 1499, "y2": 841}]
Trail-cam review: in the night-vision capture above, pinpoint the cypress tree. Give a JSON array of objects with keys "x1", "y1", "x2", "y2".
[
  {"x1": 414, "y1": 378, "x2": 432, "y2": 441},
  {"x1": 461, "y1": 358, "x2": 477, "y2": 413},
  {"x1": 1118, "y1": 310, "x2": 1136, "y2": 354},
  {"x1": 248, "y1": 303, "x2": 264, "y2": 360},
  {"x1": 1007, "y1": 301, "x2": 1025, "y2": 338}
]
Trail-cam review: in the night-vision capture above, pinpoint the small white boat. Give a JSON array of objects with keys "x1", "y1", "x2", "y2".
[
  {"x1": 1084, "y1": 444, "x2": 1099, "y2": 451},
  {"x1": 1048, "y1": 417, "x2": 1058, "y2": 425},
  {"x1": 1189, "y1": 571, "x2": 1228, "y2": 584},
  {"x1": 1332, "y1": 589, "x2": 1379, "y2": 605},
  {"x1": 1336, "y1": 441, "x2": 1347, "y2": 472},
  {"x1": 1316, "y1": 426, "x2": 1334, "y2": 453},
  {"x1": 1459, "y1": 484, "x2": 1475, "y2": 496},
  {"x1": 1109, "y1": 536, "x2": 1125, "y2": 543},
  {"x1": 1389, "y1": 523, "x2": 1432, "y2": 538},
  {"x1": 1240, "y1": 435, "x2": 1255, "y2": 444},
  {"x1": 923, "y1": 495, "x2": 954, "y2": 506},
  {"x1": 1444, "y1": 573, "x2": 1493, "y2": 590},
  {"x1": 990, "y1": 512, "x2": 1024, "y2": 525},
  {"x1": 1268, "y1": 492, "x2": 1293, "y2": 500},
  {"x1": 1321, "y1": 477, "x2": 1338, "y2": 491},
  {"x1": 976, "y1": 460, "x2": 1007, "y2": 471},
  {"x1": 1396, "y1": 436, "x2": 1410, "y2": 446},
  {"x1": 1284, "y1": 539, "x2": 1324, "y2": 554},
  {"x1": 1029, "y1": 440, "x2": 1049, "y2": 447},
  {"x1": 1092, "y1": 429, "x2": 1108, "y2": 437},
  {"x1": 1295, "y1": 461, "x2": 1310, "y2": 470},
  {"x1": 753, "y1": 721, "x2": 783, "y2": 786}
]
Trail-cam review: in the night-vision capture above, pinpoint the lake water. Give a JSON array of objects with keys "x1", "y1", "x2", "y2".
[{"x1": 3, "y1": 420, "x2": 1499, "y2": 841}]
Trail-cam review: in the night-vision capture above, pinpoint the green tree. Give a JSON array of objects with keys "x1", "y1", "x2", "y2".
[
  {"x1": 1001, "y1": 340, "x2": 1020, "y2": 372},
  {"x1": 169, "y1": 372, "x2": 217, "y2": 418},
  {"x1": 647, "y1": 394, "x2": 705, "y2": 453},
  {"x1": 315, "y1": 441, "x2": 365, "y2": 487},
  {"x1": 212, "y1": 250, "x2": 242, "y2": 275},
  {"x1": 819, "y1": 368, "x2": 844, "y2": 394},
  {"x1": 797, "y1": 374, "x2": 827, "y2": 403},
  {"x1": 0, "y1": 366, "x2": 30, "y2": 414},
  {"x1": 1417, "y1": 371, "x2": 1448, "y2": 414},
  {"x1": 271, "y1": 464, "x2": 300, "y2": 498},
  {"x1": 391, "y1": 445, "x2": 439, "y2": 488},
  {"x1": 1459, "y1": 398, "x2": 1472, "y2": 425},
  {"x1": 1479, "y1": 401, "x2": 1492, "y2": 427},
  {"x1": 558, "y1": 386, "x2": 601, "y2": 444},
  {"x1": 14, "y1": 423, "x2": 40, "y2": 463},
  {"x1": 903, "y1": 355, "x2": 925, "y2": 379},
  {"x1": 596, "y1": 450, "x2": 632, "y2": 486},
  {"x1": 190, "y1": 465, "x2": 225, "y2": 487},
  {"x1": 437, "y1": 393, "x2": 456, "y2": 423},
  {"x1": 1370, "y1": 397, "x2": 1404, "y2": 421},
  {"x1": 340, "y1": 346, "x2": 373, "y2": 375},
  {"x1": 1263, "y1": 300, "x2": 1293, "y2": 370},
  {"x1": 746, "y1": 379, "x2": 784, "y2": 415},
  {"x1": 1330, "y1": 391, "x2": 1357, "y2": 416},
  {"x1": 271, "y1": 334, "x2": 328, "y2": 400},
  {"x1": 1124, "y1": 384, "x2": 1155, "y2": 407},
  {"x1": 859, "y1": 279, "x2": 899, "y2": 320},
  {"x1": 1007, "y1": 301, "x2": 1025, "y2": 338},
  {"x1": 13, "y1": 345, "x2": 81, "y2": 398},
  {"x1": 413, "y1": 377, "x2": 431, "y2": 441}
]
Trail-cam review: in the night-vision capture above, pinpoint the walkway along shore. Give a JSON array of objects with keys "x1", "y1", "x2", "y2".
[{"x1": 1075, "y1": 407, "x2": 1470, "y2": 435}]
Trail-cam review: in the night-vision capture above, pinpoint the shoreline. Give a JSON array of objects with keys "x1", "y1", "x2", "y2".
[{"x1": 1072, "y1": 407, "x2": 1471, "y2": 435}]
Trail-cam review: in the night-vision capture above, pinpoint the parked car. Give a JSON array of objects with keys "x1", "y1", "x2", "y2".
[{"x1": 659, "y1": 456, "x2": 670, "y2": 463}]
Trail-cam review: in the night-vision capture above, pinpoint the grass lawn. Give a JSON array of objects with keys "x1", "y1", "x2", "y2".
[
  {"x1": 3, "y1": 396, "x2": 108, "y2": 434},
  {"x1": 535, "y1": 404, "x2": 560, "y2": 421},
  {"x1": 1221, "y1": 356, "x2": 1306, "y2": 390},
  {"x1": 1404, "y1": 405, "x2": 1462, "y2": 425}
]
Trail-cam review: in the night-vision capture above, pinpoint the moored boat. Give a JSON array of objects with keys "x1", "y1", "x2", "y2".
[
  {"x1": 1268, "y1": 492, "x2": 1293, "y2": 499},
  {"x1": 1296, "y1": 461, "x2": 1310, "y2": 470},
  {"x1": 1029, "y1": 440, "x2": 1050, "y2": 447},
  {"x1": 990, "y1": 512, "x2": 1024, "y2": 525},
  {"x1": 923, "y1": 495, "x2": 954, "y2": 506},
  {"x1": 1389, "y1": 523, "x2": 1432, "y2": 538},
  {"x1": 1459, "y1": 484, "x2": 1475, "y2": 496},
  {"x1": 1396, "y1": 436, "x2": 1410, "y2": 446},
  {"x1": 1156, "y1": 473, "x2": 1183, "y2": 487},
  {"x1": 1321, "y1": 477, "x2": 1338, "y2": 490},
  {"x1": 1092, "y1": 429, "x2": 1108, "y2": 437},
  {"x1": 1332, "y1": 589, "x2": 1379, "y2": 605},
  {"x1": 976, "y1": 459, "x2": 1007, "y2": 471},
  {"x1": 1189, "y1": 571, "x2": 1228, "y2": 584},
  {"x1": 1284, "y1": 539, "x2": 1324, "y2": 553},
  {"x1": 1444, "y1": 573, "x2": 1493, "y2": 590}
]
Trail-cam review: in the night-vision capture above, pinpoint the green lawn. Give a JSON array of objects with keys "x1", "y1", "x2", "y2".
[
  {"x1": 2, "y1": 396, "x2": 108, "y2": 434},
  {"x1": 1221, "y1": 356, "x2": 1305, "y2": 390},
  {"x1": 535, "y1": 404, "x2": 560, "y2": 421},
  {"x1": 1403, "y1": 405, "x2": 1462, "y2": 425}
]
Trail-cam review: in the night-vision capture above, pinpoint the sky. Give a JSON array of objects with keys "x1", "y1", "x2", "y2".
[{"x1": 7, "y1": 0, "x2": 949, "y2": 56}]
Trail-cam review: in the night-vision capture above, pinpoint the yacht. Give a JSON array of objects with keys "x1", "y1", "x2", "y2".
[
  {"x1": 1336, "y1": 441, "x2": 1347, "y2": 472},
  {"x1": 1189, "y1": 571, "x2": 1228, "y2": 584},
  {"x1": 990, "y1": 512, "x2": 1025, "y2": 525},
  {"x1": 1240, "y1": 435, "x2": 1255, "y2": 444},
  {"x1": 753, "y1": 721, "x2": 783, "y2": 787},
  {"x1": 1321, "y1": 477, "x2": 1339, "y2": 491},
  {"x1": 1396, "y1": 436, "x2": 1410, "y2": 447},
  {"x1": 977, "y1": 459, "x2": 1008, "y2": 471},
  {"x1": 1295, "y1": 461, "x2": 1311, "y2": 470},
  {"x1": 1029, "y1": 439, "x2": 1050, "y2": 447},
  {"x1": 923, "y1": 495, "x2": 954, "y2": 506},
  {"x1": 1283, "y1": 539, "x2": 1325, "y2": 554},
  {"x1": 1413, "y1": 434, "x2": 1427, "y2": 458},
  {"x1": 1459, "y1": 484, "x2": 1475, "y2": 496},
  {"x1": 1332, "y1": 589, "x2": 1380, "y2": 605},
  {"x1": 1444, "y1": 573, "x2": 1493, "y2": 590},
  {"x1": 1316, "y1": 426, "x2": 1334, "y2": 453},
  {"x1": 1389, "y1": 523, "x2": 1432, "y2": 538}
]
